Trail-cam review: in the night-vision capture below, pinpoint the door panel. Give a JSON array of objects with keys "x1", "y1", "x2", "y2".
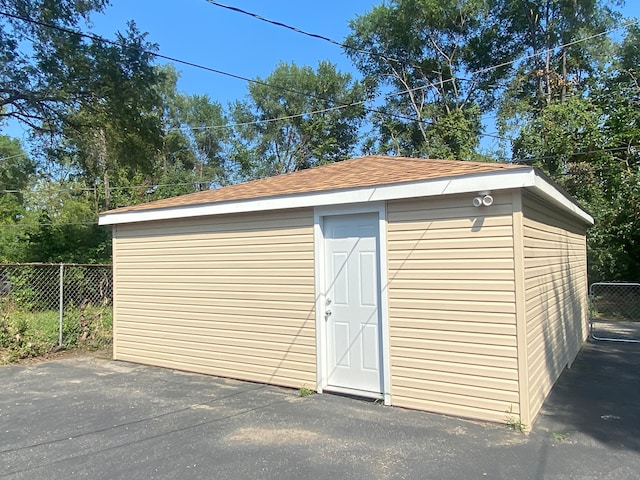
[{"x1": 324, "y1": 213, "x2": 383, "y2": 394}]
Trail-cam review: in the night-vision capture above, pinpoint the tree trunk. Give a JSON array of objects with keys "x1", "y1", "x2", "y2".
[
  {"x1": 96, "y1": 128, "x2": 110, "y2": 210},
  {"x1": 103, "y1": 168, "x2": 110, "y2": 210},
  {"x1": 544, "y1": 0, "x2": 552, "y2": 106},
  {"x1": 561, "y1": 48, "x2": 567, "y2": 103}
]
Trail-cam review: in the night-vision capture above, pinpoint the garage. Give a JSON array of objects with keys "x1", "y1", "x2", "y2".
[{"x1": 98, "y1": 155, "x2": 593, "y2": 427}]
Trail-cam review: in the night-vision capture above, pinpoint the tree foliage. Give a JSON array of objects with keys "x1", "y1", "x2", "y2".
[
  {"x1": 0, "y1": 0, "x2": 110, "y2": 131},
  {"x1": 0, "y1": 0, "x2": 638, "y2": 282},
  {"x1": 59, "y1": 24, "x2": 164, "y2": 210},
  {"x1": 0, "y1": 136, "x2": 34, "y2": 222},
  {"x1": 345, "y1": 0, "x2": 519, "y2": 158},
  {"x1": 501, "y1": 2, "x2": 634, "y2": 281},
  {"x1": 231, "y1": 61, "x2": 366, "y2": 178}
]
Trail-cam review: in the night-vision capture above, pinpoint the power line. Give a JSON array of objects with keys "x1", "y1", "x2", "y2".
[
  {"x1": 177, "y1": 86, "x2": 508, "y2": 140},
  {"x1": 204, "y1": 1, "x2": 349, "y2": 50},
  {"x1": 473, "y1": 19, "x2": 639, "y2": 78},
  {"x1": 0, "y1": 9, "x2": 505, "y2": 142},
  {"x1": 0, "y1": 221, "x2": 100, "y2": 228},
  {"x1": 187, "y1": 4, "x2": 638, "y2": 141},
  {"x1": 0, "y1": 152, "x2": 29, "y2": 162},
  {"x1": 0, "y1": 145, "x2": 636, "y2": 195},
  {"x1": 175, "y1": 99, "x2": 367, "y2": 131},
  {"x1": 3, "y1": 9, "x2": 636, "y2": 148},
  {"x1": 203, "y1": 0, "x2": 406, "y2": 68},
  {"x1": 0, "y1": 10, "x2": 426, "y2": 129},
  {"x1": 0, "y1": 10, "x2": 274, "y2": 87},
  {"x1": 1, "y1": 181, "x2": 212, "y2": 194},
  {"x1": 203, "y1": 1, "x2": 638, "y2": 89},
  {"x1": 513, "y1": 146, "x2": 639, "y2": 163}
]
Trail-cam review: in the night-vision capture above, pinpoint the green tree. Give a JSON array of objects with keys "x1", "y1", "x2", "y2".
[
  {"x1": 231, "y1": 61, "x2": 366, "y2": 178},
  {"x1": 588, "y1": 24, "x2": 640, "y2": 281},
  {"x1": 496, "y1": 0, "x2": 621, "y2": 158},
  {"x1": 0, "y1": 136, "x2": 36, "y2": 262},
  {"x1": 0, "y1": 0, "x2": 110, "y2": 131},
  {"x1": 15, "y1": 182, "x2": 111, "y2": 263},
  {"x1": 508, "y1": 22, "x2": 640, "y2": 282},
  {"x1": 0, "y1": 1, "x2": 166, "y2": 262},
  {"x1": 1, "y1": 1, "x2": 168, "y2": 213},
  {"x1": 0, "y1": 136, "x2": 34, "y2": 222},
  {"x1": 345, "y1": 0, "x2": 517, "y2": 158},
  {"x1": 57, "y1": 24, "x2": 163, "y2": 211},
  {"x1": 142, "y1": 64, "x2": 233, "y2": 201}
]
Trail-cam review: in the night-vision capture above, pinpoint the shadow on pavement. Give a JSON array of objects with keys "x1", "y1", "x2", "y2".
[{"x1": 535, "y1": 338, "x2": 640, "y2": 451}]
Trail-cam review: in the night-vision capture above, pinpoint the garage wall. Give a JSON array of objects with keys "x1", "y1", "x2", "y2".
[
  {"x1": 112, "y1": 208, "x2": 316, "y2": 388},
  {"x1": 386, "y1": 192, "x2": 520, "y2": 423},
  {"x1": 522, "y1": 193, "x2": 589, "y2": 419}
]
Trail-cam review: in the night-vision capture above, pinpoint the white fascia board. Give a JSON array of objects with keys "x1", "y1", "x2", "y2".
[
  {"x1": 531, "y1": 175, "x2": 594, "y2": 225},
  {"x1": 98, "y1": 167, "x2": 588, "y2": 226}
]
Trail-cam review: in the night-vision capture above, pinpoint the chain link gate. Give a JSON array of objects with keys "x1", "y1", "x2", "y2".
[
  {"x1": 589, "y1": 282, "x2": 640, "y2": 343},
  {"x1": 0, "y1": 263, "x2": 112, "y2": 359}
]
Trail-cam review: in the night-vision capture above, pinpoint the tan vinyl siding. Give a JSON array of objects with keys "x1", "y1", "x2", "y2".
[
  {"x1": 387, "y1": 193, "x2": 519, "y2": 423},
  {"x1": 522, "y1": 193, "x2": 588, "y2": 419},
  {"x1": 112, "y1": 208, "x2": 316, "y2": 388}
]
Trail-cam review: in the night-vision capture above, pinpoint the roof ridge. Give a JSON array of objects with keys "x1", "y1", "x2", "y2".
[{"x1": 102, "y1": 156, "x2": 524, "y2": 215}]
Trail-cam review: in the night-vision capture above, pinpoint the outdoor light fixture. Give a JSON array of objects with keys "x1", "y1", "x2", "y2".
[{"x1": 473, "y1": 192, "x2": 493, "y2": 207}]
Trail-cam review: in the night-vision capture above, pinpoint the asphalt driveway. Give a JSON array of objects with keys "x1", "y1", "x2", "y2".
[{"x1": 1, "y1": 340, "x2": 639, "y2": 480}]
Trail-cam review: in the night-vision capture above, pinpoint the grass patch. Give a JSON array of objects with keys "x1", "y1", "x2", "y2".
[
  {"x1": 0, "y1": 298, "x2": 112, "y2": 364},
  {"x1": 551, "y1": 432, "x2": 569, "y2": 442}
]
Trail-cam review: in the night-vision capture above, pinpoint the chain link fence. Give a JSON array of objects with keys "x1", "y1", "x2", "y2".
[
  {"x1": 590, "y1": 282, "x2": 640, "y2": 343},
  {"x1": 0, "y1": 263, "x2": 112, "y2": 362}
]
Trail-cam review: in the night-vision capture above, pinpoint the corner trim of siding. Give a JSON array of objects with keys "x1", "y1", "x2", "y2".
[
  {"x1": 313, "y1": 213, "x2": 325, "y2": 394},
  {"x1": 111, "y1": 224, "x2": 119, "y2": 360},
  {"x1": 512, "y1": 190, "x2": 531, "y2": 430}
]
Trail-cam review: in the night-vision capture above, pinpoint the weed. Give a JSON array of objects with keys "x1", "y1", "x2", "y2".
[
  {"x1": 299, "y1": 385, "x2": 314, "y2": 397},
  {"x1": 505, "y1": 405, "x2": 526, "y2": 432},
  {"x1": 0, "y1": 301, "x2": 112, "y2": 364},
  {"x1": 551, "y1": 432, "x2": 569, "y2": 442}
]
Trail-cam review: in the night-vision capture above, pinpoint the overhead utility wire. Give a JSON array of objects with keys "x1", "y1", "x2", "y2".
[
  {"x1": 178, "y1": 84, "x2": 506, "y2": 141},
  {"x1": 203, "y1": 0, "x2": 404, "y2": 67},
  {"x1": 2, "y1": 145, "x2": 636, "y2": 195},
  {"x1": 201, "y1": 2, "x2": 639, "y2": 139},
  {"x1": 0, "y1": 11, "x2": 426, "y2": 136},
  {"x1": 204, "y1": 0, "x2": 477, "y2": 84},
  {"x1": 0, "y1": 10, "x2": 277, "y2": 87},
  {"x1": 0, "y1": 9, "x2": 506, "y2": 142},
  {"x1": 203, "y1": 1, "x2": 638, "y2": 87},
  {"x1": 0, "y1": 152, "x2": 29, "y2": 162},
  {"x1": 472, "y1": 19, "x2": 639, "y2": 77},
  {"x1": 5, "y1": 10, "x2": 634, "y2": 144}
]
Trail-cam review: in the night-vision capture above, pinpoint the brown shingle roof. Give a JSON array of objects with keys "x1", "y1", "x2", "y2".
[{"x1": 104, "y1": 156, "x2": 526, "y2": 215}]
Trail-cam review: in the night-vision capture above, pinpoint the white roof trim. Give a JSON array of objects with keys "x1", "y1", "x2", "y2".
[
  {"x1": 98, "y1": 168, "x2": 593, "y2": 226},
  {"x1": 531, "y1": 174, "x2": 594, "y2": 224}
]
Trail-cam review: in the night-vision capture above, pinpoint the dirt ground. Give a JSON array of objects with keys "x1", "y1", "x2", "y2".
[{"x1": 0, "y1": 346, "x2": 111, "y2": 366}]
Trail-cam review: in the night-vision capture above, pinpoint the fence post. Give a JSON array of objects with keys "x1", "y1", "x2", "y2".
[{"x1": 58, "y1": 263, "x2": 64, "y2": 347}]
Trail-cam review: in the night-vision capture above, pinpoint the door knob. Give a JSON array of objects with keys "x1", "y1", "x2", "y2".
[{"x1": 325, "y1": 309, "x2": 332, "y2": 318}]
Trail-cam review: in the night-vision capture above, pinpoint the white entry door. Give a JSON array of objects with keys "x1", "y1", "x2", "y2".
[{"x1": 323, "y1": 213, "x2": 383, "y2": 395}]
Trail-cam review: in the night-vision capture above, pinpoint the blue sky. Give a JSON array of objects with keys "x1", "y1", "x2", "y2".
[{"x1": 90, "y1": 0, "x2": 376, "y2": 104}]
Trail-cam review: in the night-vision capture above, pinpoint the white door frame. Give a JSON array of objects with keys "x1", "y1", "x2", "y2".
[{"x1": 313, "y1": 202, "x2": 391, "y2": 405}]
